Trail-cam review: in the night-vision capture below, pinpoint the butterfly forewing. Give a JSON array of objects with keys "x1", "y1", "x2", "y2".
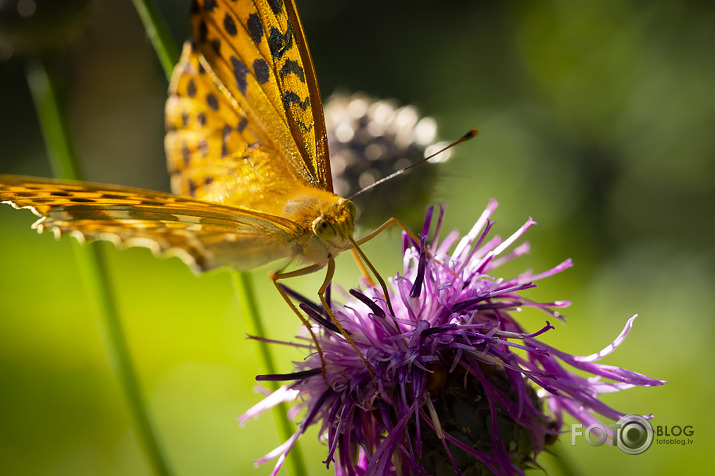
[
  {"x1": 282, "y1": 0, "x2": 330, "y2": 188},
  {"x1": 0, "y1": 176, "x2": 305, "y2": 272},
  {"x1": 170, "y1": 0, "x2": 330, "y2": 196}
]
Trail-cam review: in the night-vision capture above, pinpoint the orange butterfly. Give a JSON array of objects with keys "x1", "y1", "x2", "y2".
[{"x1": 0, "y1": 0, "x2": 411, "y2": 371}]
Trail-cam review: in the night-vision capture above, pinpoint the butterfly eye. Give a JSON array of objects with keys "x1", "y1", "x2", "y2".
[
  {"x1": 312, "y1": 217, "x2": 337, "y2": 240},
  {"x1": 345, "y1": 200, "x2": 357, "y2": 219}
]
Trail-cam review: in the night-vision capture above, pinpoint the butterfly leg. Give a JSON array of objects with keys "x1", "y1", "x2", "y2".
[
  {"x1": 317, "y1": 256, "x2": 375, "y2": 378},
  {"x1": 272, "y1": 259, "x2": 375, "y2": 380},
  {"x1": 355, "y1": 217, "x2": 420, "y2": 247},
  {"x1": 347, "y1": 217, "x2": 420, "y2": 327},
  {"x1": 271, "y1": 264, "x2": 328, "y2": 381}
]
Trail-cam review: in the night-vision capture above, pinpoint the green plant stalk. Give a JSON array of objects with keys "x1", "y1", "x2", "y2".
[
  {"x1": 26, "y1": 56, "x2": 173, "y2": 476},
  {"x1": 131, "y1": 0, "x2": 306, "y2": 474},
  {"x1": 230, "y1": 271, "x2": 306, "y2": 476},
  {"x1": 131, "y1": 0, "x2": 180, "y2": 79}
]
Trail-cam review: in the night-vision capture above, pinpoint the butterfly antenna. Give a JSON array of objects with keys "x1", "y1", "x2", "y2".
[{"x1": 348, "y1": 128, "x2": 478, "y2": 200}]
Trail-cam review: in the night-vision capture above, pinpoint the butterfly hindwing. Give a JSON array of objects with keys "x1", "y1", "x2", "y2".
[
  {"x1": 166, "y1": 41, "x2": 294, "y2": 206},
  {"x1": 0, "y1": 175, "x2": 305, "y2": 272}
]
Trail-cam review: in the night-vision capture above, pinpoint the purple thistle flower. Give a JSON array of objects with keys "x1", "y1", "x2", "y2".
[{"x1": 240, "y1": 201, "x2": 665, "y2": 475}]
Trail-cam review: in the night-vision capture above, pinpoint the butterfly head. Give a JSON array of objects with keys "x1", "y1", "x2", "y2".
[{"x1": 312, "y1": 199, "x2": 357, "y2": 251}]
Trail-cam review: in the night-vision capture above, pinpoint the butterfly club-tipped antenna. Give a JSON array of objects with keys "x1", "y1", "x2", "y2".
[{"x1": 347, "y1": 128, "x2": 478, "y2": 201}]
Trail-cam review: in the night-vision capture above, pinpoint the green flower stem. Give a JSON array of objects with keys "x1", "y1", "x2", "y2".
[
  {"x1": 25, "y1": 57, "x2": 83, "y2": 180},
  {"x1": 131, "y1": 0, "x2": 180, "y2": 79},
  {"x1": 131, "y1": 1, "x2": 307, "y2": 473},
  {"x1": 26, "y1": 56, "x2": 173, "y2": 476},
  {"x1": 230, "y1": 271, "x2": 307, "y2": 476}
]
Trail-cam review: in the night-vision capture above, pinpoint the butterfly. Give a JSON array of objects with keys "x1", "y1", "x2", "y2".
[{"x1": 0, "y1": 0, "x2": 413, "y2": 372}]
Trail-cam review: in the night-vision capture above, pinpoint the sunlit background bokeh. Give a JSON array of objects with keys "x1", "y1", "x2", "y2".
[{"x1": 0, "y1": 0, "x2": 713, "y2": 474}]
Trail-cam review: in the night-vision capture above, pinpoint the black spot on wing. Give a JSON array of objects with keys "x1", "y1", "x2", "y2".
[
  {"x1": 267, "y1": 0, "x2": 284, "y2": 15},
  {"x1": 187, "y1": 79, "x2": 197, "y2": 97},
  {"x1": 231, "y1": 56, "x2": 249, "y2": 96},
  {"x1": 237, "y1": 117, "x2": 248, "y2": 132},
  {"x1": 182, "y1": 143, "x2": 191, "y2": 167},
  {"x1": 268, "y1": 25, "x2": 293, "y2": 60},
  {"x1": 279, "y1": 59, "x2": 305, "y2": 82},
  {"x1": 198, "y1": 139, "x2": 210, "y2": 157},
  {"x1": 69, "y1": 198, "x2": 95, "y2": 203},
  {"x1": 206, "y1": 93, "x2": 219, "y2": 111},
  {"x1": 203, "y1": 0, "x2": 217, "y2": 12},
  {"x1": 51, "y1": 191, "x2": 71, "y2": 197},
  {"x1": 198, "y1": 112, "x2": 207, "y2": 126},
  {"x1": 283, "y1": 91, "x2": 310, "y2": 111},
  {"x1": 295, "y1": 119, "x2": 313, "y2": 133},
  {"x1": 223, "y1": 13, "x2": 237, "y2": 36},
  {"x1": 211, "y1": 38, "x2": 221, "y2": 55},
  {"x1": 247, "y1": 13, "x2": 263, "y2": 44},
  {"x1": 253, "y1": 59, "x2": 270, "y2": 84},
  {"x1": 198, "y1": 21, "x2": 208, "y2": 43}
]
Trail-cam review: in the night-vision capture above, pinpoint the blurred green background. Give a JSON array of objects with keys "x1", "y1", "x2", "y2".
[{"x1": 0, "y1": 0, "x2": 713, "y2": 474}]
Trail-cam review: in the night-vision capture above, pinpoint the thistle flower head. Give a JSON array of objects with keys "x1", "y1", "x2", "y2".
[
  {"x1": 324, "y1": 91, "x2": 449, "y2": 229},
  {"x1": 241, "y1": 201, "x2": 665, "y2": 475}
]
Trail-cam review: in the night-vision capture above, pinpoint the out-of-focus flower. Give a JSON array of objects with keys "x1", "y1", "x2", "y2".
[
  {"x1": 241, "y1": 202, "x2": 665, "y2": 475},
  {"x1": 324, "y1": 91, "x2": 449, "y2": 230}
]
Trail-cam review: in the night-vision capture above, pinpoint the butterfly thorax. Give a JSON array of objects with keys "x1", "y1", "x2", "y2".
[{"x1": 283, "y1": 187, "x2": 356, "y2": 266}]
